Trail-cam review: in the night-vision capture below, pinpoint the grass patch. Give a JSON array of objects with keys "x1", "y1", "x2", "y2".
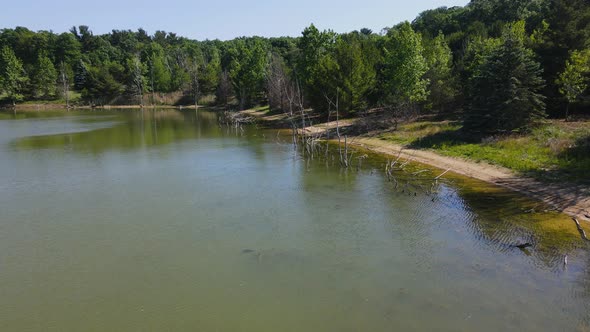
[
  {"x1": 379, "y1": 120, "x2": 590, "y2": 182},
  {"x1": 20, "y1": 91, "x2": 82, "y2": 105},
  {"x1": 252, "y1": 105, "x2": 270, "y2": 112}
]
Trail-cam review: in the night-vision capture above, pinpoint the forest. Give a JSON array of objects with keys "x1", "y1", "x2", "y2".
[{"x1": 0, "y1": 0, "x2": 589, "y2": 134}]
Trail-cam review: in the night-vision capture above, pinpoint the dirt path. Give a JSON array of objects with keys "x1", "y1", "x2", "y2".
[{"x1": 241, "y1": 108, "x2": 590, "y2": 222}]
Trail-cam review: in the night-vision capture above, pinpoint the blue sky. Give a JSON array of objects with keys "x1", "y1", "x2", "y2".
[{"x1": 2, "y1": 0, "x2": 469, "y2": 40}]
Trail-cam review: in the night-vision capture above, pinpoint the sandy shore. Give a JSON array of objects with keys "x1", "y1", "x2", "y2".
[{"x1": 349, "y1": 137, "x2": 590, "y2": 222}]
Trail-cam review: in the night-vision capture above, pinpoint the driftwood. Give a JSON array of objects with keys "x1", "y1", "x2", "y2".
[
  {"x1": 223, "y1": 111, "x2": 255, "y2": 125},
  {"x1": 573, "y1": 218, "x2": 590, "y2": 241},
  {"x1": 399, "y1": 157, "x2": 413, "y2": 169},
  {"x1": 435, "y1": 168, "x2": 451, "y2": 180}
]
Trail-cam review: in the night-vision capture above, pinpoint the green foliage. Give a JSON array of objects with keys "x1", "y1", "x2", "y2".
[
  {"x1": 81, "y1": 62, "x2": 125, "y2": 104},
  {"x1": 296, "y1": 24, "x2": 337, "y2": 109},
  {"x1": 168, "y1": 48, "x2": 190, "y2": 92},
  {"x1": 55, "y1": 32, "x2": 82, "y2": 65},
  {"x1": 147, "y1": 43, "x2": 171, "y2": 93},
  {"x1": 199, "y1": 46, "x2": 221, "y2": 95},
  {"x1": 33, "y1": 52, "x2": 58, "y2": 98},
  {"x1": 0, "y1": 45, "x2": 28, "y2": 104},
  {"x1": 73, "y1": 59, "x2": 88, "y2": 91},
  {"x1": 468, "y1": 0, "x2": 549, "y2": 25},
  {"x1": 412, "y1": 6, "x2": 466, "y2": 39},
  {"x1": 465, "y1": 24, "x2": 546, "y2": 133},
  {"x1": 381, "y1": 22, "x2": 429, "y2": 106},
  {"x1": 460, "y1": 35, "x2": 501, "y2": 84},
  {"x1": 423, "y1": 32, "x2": 456, "y2": 112},
  {"x1": 296, "y1": 30, "x2": 379, "y2": 113},
  {"x1": 557, "y1": 49, "x2": 590, "y2": 104},
  {"x1": 532, "y1": 0, "x2": 590, "y2": 116},
  {"x1": 227, "y1": 38, "x2": 268, "y2": 109},
  {"x1": 331, "y1": 32, "x2": 378, "y2": 112},
  {"x1": 0, "y1": 0, "x2": 587, "y2": 125},
  {"x1": 547, "y1": 0, "x2": 590, "y2": 52},
  {"x1": 297, "y1": 24, "x2": 335, "y2": 87},
  {"x1": 380, "y1": 120, "x2": 590, "y2": 180},
  {"x1": 126, "y1": 54, "x2": 146, "y2": 103}
]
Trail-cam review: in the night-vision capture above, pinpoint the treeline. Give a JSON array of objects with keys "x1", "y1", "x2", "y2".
[{"x1": 0, "y1": 0, "x2": 589, "y2": 133}]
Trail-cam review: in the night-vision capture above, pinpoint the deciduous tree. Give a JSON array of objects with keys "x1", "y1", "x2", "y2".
[
  {"x1": 423, "y1": 32, "x2": 456, "y2": 112},
  {"x1": 556, "y1": 49, "x2": 590, "y2": 120},
  {"x1": 381, "y1": 22, "x2": 429, "y2": 115}
]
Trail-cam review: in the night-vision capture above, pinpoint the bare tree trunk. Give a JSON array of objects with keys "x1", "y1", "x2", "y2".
[
  {"x1": 284, "y1": 80, "x2": 297, "y2": 145},
  {"x1": 240, "y1": 88, "x2": 246, "y2": 110},
  {"x1": 217, "y1": 70, "x2": 232, "y2": 108},
  {"x1": 194, "y1": 77, "x2": 199, "y2": 113},
  {"x1": 296, "y1": 78, "x2": 305, "y2": 144},
  {"x1": 60, "y1": 61, "x2": 70, "y2": 110},
  {"x1": 150, "y1": 57, "x2": 155, "y2": 107},
  {"x1": 192, "y1": 68, "x2": 199, "y2": 113},
  {"x1": 132, "y1": 55, "x2": 144, "y2": 108}
]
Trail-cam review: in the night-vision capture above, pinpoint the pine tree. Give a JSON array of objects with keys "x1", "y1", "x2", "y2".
[
  {"x1": 296, "y1": 24, "x2": 337, "y2": 110},
  {"x1": 465, "y1": 26, "x2": 546, "y2": 134},
  {"x1": 332, "y1": 33, "x2": 378, "y2": 112},
  {"x1": 0, "y1": 46, "x2": 28, "y2": 105},
  {"x1": 33, "y1": 53, "x2": 58, "y2": 98},
  {"x1": 74, "y1": 59, "x2": 88, "y2": 91}
]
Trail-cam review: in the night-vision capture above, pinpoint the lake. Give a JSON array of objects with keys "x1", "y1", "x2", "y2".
[{"x1": 0, "y1": 109, "x2": 589, "y2": 331}]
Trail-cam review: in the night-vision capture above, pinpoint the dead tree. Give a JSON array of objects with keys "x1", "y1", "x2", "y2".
[
  {"x1": 188, "y1": 59, "x2": 200, "y2": 111},
  {"x1": 266, "y1": 54, "x2": 288, "y2": 111},
  {"x1": 176, "y1": 49, "x2": 202, "y2": 111},
  {"x1": 296, "y1": 78, "x2": 306, "y2": 144},
  {"x1": 216, "y1": 70, "x2": 232, "y2": 107},
  {"x1": 59, "y1": 61, "x2": 70, "y2": 110},
  {"x1": 131, "y1": 54, "x2": 144, "y2": 107},
  {"x1": 149, "y1": 56, "x2": 155, "y2": 106},
  {"x1": 284, "y1": 75, "x2": 305, "y2": 145},
  {"x1": 325, "y1": 88, "x2": 349, "y2": 167}
]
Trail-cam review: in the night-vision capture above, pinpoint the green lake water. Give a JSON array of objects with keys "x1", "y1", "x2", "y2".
[{"x1": 0, "y1": 109, "x2": 589, "y2": 331}]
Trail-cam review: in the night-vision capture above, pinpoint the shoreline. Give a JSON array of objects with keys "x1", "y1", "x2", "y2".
[
  {"x1": 348, "y1": 137, "x2": 590, "y2": 222},
  {"x1": 4, "y1": 105, "x2": 588, "y2": 222},
  {"x1": 242, "y1": 108, "x2": 590, "y2": 222},
  {"x1": 2, "y1": 103, "x2": 199, "y2": 111}
]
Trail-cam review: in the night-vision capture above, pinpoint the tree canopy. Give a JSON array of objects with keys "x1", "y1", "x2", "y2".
[{"x1": 0, "y1": 0, "x2": 589, "y2": 131}]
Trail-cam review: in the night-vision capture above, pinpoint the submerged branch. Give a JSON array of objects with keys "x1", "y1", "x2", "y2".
[
  {"x1": 573, "y1": 218, "x2": 590, "y2": 241},
  {"x1": 435, "y1": 168, "x2": 451, "y2": 180}
]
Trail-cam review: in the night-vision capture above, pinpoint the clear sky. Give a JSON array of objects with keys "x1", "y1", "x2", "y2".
[{"x1": 1, "y1": 0, "x2": 469, "y2": 40}]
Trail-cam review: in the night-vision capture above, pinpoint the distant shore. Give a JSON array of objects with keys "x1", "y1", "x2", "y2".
[{"x1": 2, "y1": 103, "x2": 200, "y2": 111}]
